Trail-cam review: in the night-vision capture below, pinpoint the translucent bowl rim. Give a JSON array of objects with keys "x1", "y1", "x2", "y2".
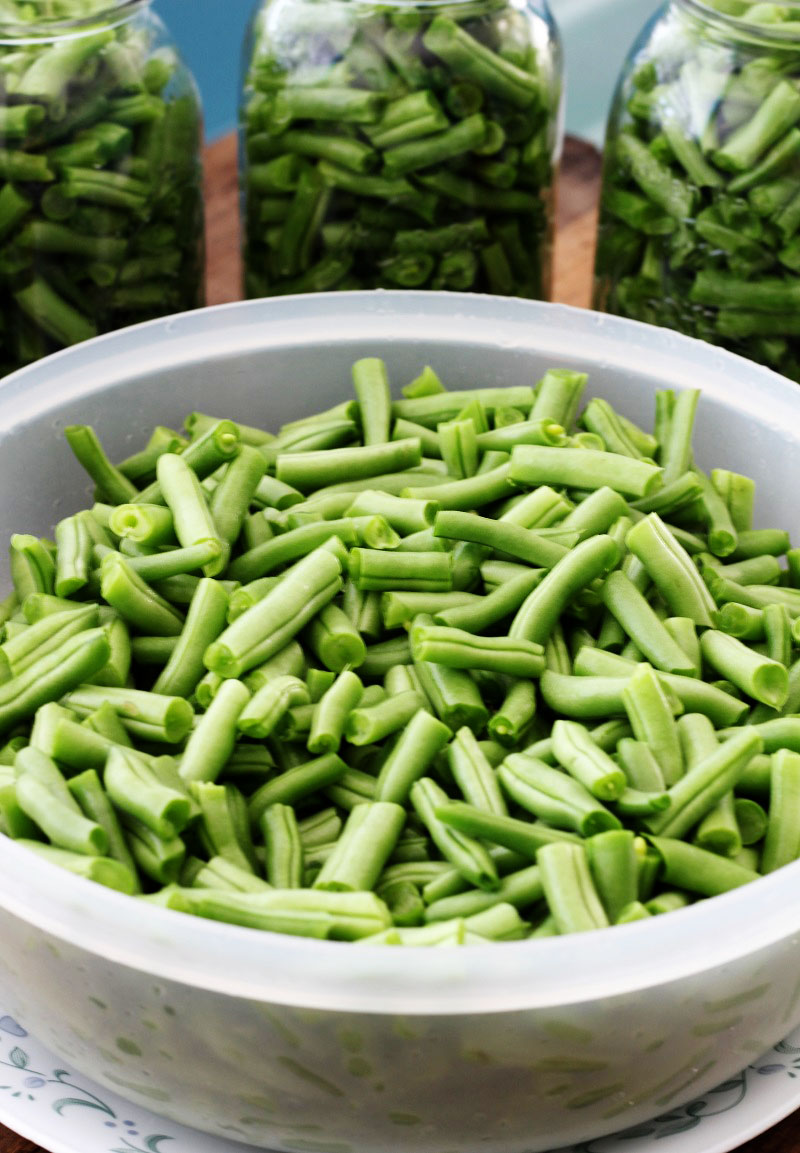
[{"x1": 0, "y1": 291, "x2": 798, "y2": 1016}]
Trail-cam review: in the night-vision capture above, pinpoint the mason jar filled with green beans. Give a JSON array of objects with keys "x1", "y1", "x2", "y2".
[
  {"x1": 593, "y1": 0, "x2": 800, "y2": 382},
  {"x1": 239, "y1": 0, "x2": 563, "y2": 298},
  {"x1": 0, "y1": 0, "x2": 205, "y2": 376}
]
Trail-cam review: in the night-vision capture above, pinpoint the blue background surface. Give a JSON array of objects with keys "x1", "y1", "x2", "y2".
[{"x1": 153, "y1": 0, "x2": 257, "y2": 141}]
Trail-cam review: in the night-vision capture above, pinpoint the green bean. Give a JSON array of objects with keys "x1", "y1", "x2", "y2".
[
  {"x1": 498, "y1": 754, "x2": 621, "y2": 836},
  {"x1": 345, "y1": 689, "x2": 426, "y2": 746},
  {"x1": 433, "y1": 508, "x2": 568, "y2": 569},
  {"x1": 447, "y1": 725, "x2": 508, "y2": 816},
  {"x1": 261, "y1": 803, "x2": 303, "y2": 889},
  {"x1": 305, "y1": 602, "x2": 366, "y2": 672},
  {"x1": 167, "y1": 886, "x2": 391, "y2": 940},
  {"x1": 551, "y1": 720, "x2": 627, "y2": 801},
  {"x1": 488, "y1": 679, "x2": 537, "y2": 747},
  {"x1": 509, "y1": 534, "x2": 619, "y2": 645},
  {"x1": 151, "y1": 578, "x2": 230, "y2": 699},
  {"x1": 67, "y1": 768, "x2": 140, "y2": 889},
  {"x1": 413, "y1": 657, "x2": 488, "y2": 733},
  {"x1": 16, "y1": 839, "x2": 136, "y2": 893},
  {"x1": 205, "y1": 547, "x2": 342, "y2": 678},
  {"x1": 64, "y1": 424, "x2": 138, "y2": 505},
  {"x1": 646, "y1": 727, "x2": 763, "y2": 841},
  {"x1": 61, "y1": 683, "x2": 193, "y2": 745},
  {"x1": 626, "y1": 513, "x2": 716, "y2": 627},
  {"x1": 694, "y1": 791, "x2": 741, "y2": 858},
  {"x1": 349, "y1": 547, "x2": 452, "y2": 592},
  {"x1": 308, "y1": 670, "x2": 364, "y2": 755},
  {"x1": 104, "y1": 746, "x2": 192, "y2": 840},
  {"x1": 248, "y1": 753, "x2": 348, "y2": 827},
  {"x1": 410, "y1": 620, "x2": 545, "y2": 678},
  {"x1": 99, "y1": 553, "x2": 185, "y2": 637},
  {"x1": 410, "y1": 776, "x2": 499, "y2": 891},
  {"x1": 601, "y1": 569, "x2": 698, "y2": 675},
  {"x1": 236, "y1": 675, "x2": 306, "y2": 741},
  {"x1": 15, "y1": 746, "x2": 108, "y2": 857},
  {"x1": 700, "y1": 629, "x2": 788, "y2": 709},
  {"x1": 537, "y1": 841, "x2": 609, "y2": 934},
  {"x1": 761, "y1": 749, "x2": 800, "y2": 873},
  {"x1": 621, "y1": 663, "x2": 684, "y2": 786},
  {"x1": 648, "y1": 835, "x2": 759, "y2": 896},
  {"x1": 109, "y1": 502, "x2": 176, "y2": 547},
  {"x1": 510, "y1": 445, "x2": 662, "y2": 499},
  {"x1": 276, "y1": 439, "x2": 422, "y2": 494},
  {"x1": 314, "y1": 801, "x2": 406, "y2": 892}
]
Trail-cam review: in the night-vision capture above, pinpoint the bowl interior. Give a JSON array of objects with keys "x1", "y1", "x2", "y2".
[{"x1": 0, "y1": 290, "x2": 797, "y2": 1014}]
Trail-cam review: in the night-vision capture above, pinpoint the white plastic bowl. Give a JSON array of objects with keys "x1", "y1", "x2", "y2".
[{"x1": 0, "y1": 292, "x2": 799, "y2": 1153}]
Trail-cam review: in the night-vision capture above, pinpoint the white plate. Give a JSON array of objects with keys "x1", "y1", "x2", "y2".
[{"x1": 0, "y1": 1009, "x2": 799, "y2": 1153}]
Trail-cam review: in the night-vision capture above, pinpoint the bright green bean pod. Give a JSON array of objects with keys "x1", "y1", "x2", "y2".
[
  {"x1": 761, "y1": 749, "x2": 800, "y2": 873},
  {"x1": 498, "y1": 754, "x2": 622, "y2": 835},
  {"x1": 411, "y1": 776, "x2": 499, "y2": 891},
  {"x1": 648, "y1": 835, "x2": 759, "y2": 896},
  {"x1": 314, "y1": 801, "x2": 406, "y2": 892},
  {"x1": 64, "y1": 424, "x2": 138, "y2": 505},
  {"x1": 15, "y1": 839, "x2": 136, "y2": 893},
  {"x1": 237, "y1": 674, "x2": 308, "y2": 740},
  {"x1": 700, "y1": 629, "x2": 788, "y2": 709},
  {"x1": 510, "y1": 444, "x2": 663, "y2": 498},
  {"x1": 488, "y1": 679, "x2": 537, "y2": 747},
  {"x1": 261, "y1": 803, "x2": 304, "y2": 889},
  {"x1": 410, "y1": 620, "x2": 545, "y2": 679},
  {"x1": 621, "y1": 663, "x2": 684, "y2": 786},
  {"x1": 248, "y1": 753, "x2": 349, "y2": 827},
  {"x1": 15, "y1": 746, "x2": 108, "y2": 857},
  {"x1": 205, "y1": 547, "x2": 342, "y2": 678},
  {"x1": 100, "y1": 553, "x2": 185, "y2": 637},
  {"x1": 601, "y1": 569, "x2": 698, "y2": 674},
  {"x1": 537, "y1": 842, "x2": 610, "y2": 934},
  {"x1": 307, "y1": 670, "x2": 364, "y2": 755},
  {"x1": 433, "y1": 509, "x2": 569, "y2": 569},
  {"x1": 374, "y1": 709, "x2": 452, "y2": 804},
  {"x1": 345, "y1": 689, "x2": 426, "y2": 746},
  {"x1": 304, "y1": 602, "x2": 366, "y2": 672},
  {"x1": 625, "y1": 513, "x2": 716, "y2": 627},
  {"x1": 174, "y1": 678, "x2": 249, "y2": 782},
  {"x1": 646, "y1": 727, "x2": 763, "y2": 840},
  {"x1": 152, "y1": 578, "x2": 230, "y2": 698},
  {"x1": 104, "y1": 746, "x2": 192, "y2": 840},
  {"x1": 0, "y1": 627, "x2": 110, "y2": 736},
  {"x1": 109, "y1": 503, "x2": 176, "y2": 546},
  {"x1": 352, "y1": 358, "x2": 392, "y2": 446},
  {"x1": 67, "y1": 768, "x2": 140, "y2": 890},
  {"x1": 447, "y1": 726, "x2": 508, "y2": 816},
  {"x1": 166, "y1": 886, "x2": 391, "y2": 940},
  {"x1": 509, "y1": 534, "x2": 619, "y2": 645},
  {"x1": 551, "y1": 719, "x2": 628, "y2": 801}
]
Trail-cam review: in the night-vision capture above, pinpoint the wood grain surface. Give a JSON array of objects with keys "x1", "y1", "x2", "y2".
[{"x1": 0, "y1": 134, "x2": 797, "y2": 1153}]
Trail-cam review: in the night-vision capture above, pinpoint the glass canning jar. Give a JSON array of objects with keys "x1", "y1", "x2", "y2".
[
  {"x1": 0, "y1": 0, "x2": 205, "y2": 376},
  {"x1": 239, "y1": 0, "x2": 563, "y2": 299},
  {"x1": 593, "y1": 0, "x2": 800, "y2": 382}
]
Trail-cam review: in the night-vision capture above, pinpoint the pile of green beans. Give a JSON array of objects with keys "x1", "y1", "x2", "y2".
[
  {"x1": 2, "y1": 360, "x2": 800, "y2": 945},
  {"x1": 0, "y1": 1, "x2": 204, "y2": 375},
  {"x1": 593, "y1": 0, "x2": 800, "y2": 382},
  {"x1": 240, "y1": 0, "x2": 561, "y2": 298}
]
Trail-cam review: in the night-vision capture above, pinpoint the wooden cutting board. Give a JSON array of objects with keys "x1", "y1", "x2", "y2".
[{"x1": 1, "y1": 133, "x2": 798, "y2": 1153}]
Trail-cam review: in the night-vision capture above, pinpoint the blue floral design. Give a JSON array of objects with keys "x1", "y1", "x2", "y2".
[{"x1": 0, "y1": 1016, "x2": 174, "y2": 1153}]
